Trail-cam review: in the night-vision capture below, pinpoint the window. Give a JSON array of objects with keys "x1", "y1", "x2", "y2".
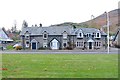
[
  {"x1": 63, "y1": 33, "x2": 67, "y2": 39},
  {"x1": 99, "y1": 42, "x2": 101, "y2": 46},
  {"x1": 97, "y1": 33, "x2": 99, "y2": 37},
  {"x1": 26, "y1": 41, "x2": 29, "y2": 47},
  {"x1": 43, "y1": 34, "x2": 47, "y2": 39},
  {"x1": 76, "y1": 42, "x2": 83, "y2": 47},
  {"x1": 63, "y1": 43, "x2": 67, "y2": 47},
  {"x1": 86, "y1": 33, "x2": 91, "y2": 38},
  {"x1": 43, "y1": 42, "x2": 47, "y2": 48},
  {"x1": 97, "y1": 42, "x2": 99, "y2": 46},
  {"x1": 79, "y1": 33, "x2": 82, "y2": 37},
  {"x1": 77, "y1": 42, "x2": 79, "y2": 46},
  {"x1": 87, "y1": 34, "x2": 89, "y2": 37},
  {"x1": 44, "y1": 34, "x2": 47, "y2": 38},
  {"x1": 77, "y1": 32, "x2": 83, "y2": 38},
  {"x1": 93, "y1": 33, "x2": 96, "y2": 37},
  {"x1": 95, "y1": 32, "x2": 101, "y2": 38},
  {"x1": 25, "y1": 34, "x2": 29, "y2": 39},
  {"x1": 26, "y1": 35, "x2": 29, "y2": 39},
  {"x1": 26, "y1": 41, "x2": 29, "y2": 44}
]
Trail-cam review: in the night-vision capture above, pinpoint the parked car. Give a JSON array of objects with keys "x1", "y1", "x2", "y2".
[{"x1": 13, "y1": 43, "x2": 22, "y2": 48}]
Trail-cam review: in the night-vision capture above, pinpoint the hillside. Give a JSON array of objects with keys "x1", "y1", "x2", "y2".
[{"x1": 52, "y1": 9, "x2": 119, "y2": 35}]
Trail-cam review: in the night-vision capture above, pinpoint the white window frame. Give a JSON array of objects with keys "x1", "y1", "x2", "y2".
[
  {"x1": 77, "y1": 32, "x2": 83, "y2": 38},
  {"x1": 25, "y1": 34, "x2": 30, "y2": 39},
  {"x1": 95, "y1": 32, "x2": 101, "y2": 38},
  {"x1": 86, "y1": 33, "x2": 92, "y2": 38},
  {"x1": 76, "y1": 41, "x2": 84, "y2": 47},
  {"x1": 95, "y1": 41, "x2": 101, "y2": 47},
  {"x1": 43, "y1": 33, "x2": 48, "y2": 39},
  {"x1": 63, "y1": 33, "x2": 67, "y2": 39},
  {"x1": 25, "y1": 41, "x2": 30, "y2": 48},
  {"x1": 43, "y1": 42, "x2": 47, "y2": 48}
]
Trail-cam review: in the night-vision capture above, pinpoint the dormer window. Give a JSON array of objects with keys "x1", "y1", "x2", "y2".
[
  {"x1": 26, "y1": 35, "x2": 29, "y2": 39},
  {"x1": 63, "y1": 31, "x2": 67, "y2": 39},
  {"x1": 63, "y1": 34, "x2": 67, "y2": 39},
  {"x1": 77, "y1": 32, "x2": 83, "y2": 38},
  {"x1": 97, "y1": 33, "x2": 99, "y2": 37},
  {"x1": 43, "y1": 31, "x2": 48, "y2": 39},
  {"x1": 43, "y1": 33, "x2": 47, "y2": 39},
  {"x1": 95, "y1": 32, "x2": 101, "y2": 38},
  {"x1": 25, "y1": 31, "x2": 30, "y2": 39},
  {"x1": 80, "y1": 33, "x2": 82, "y2": 37}
]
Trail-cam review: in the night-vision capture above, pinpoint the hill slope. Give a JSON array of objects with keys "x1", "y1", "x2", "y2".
[{"x1": 52, "y1": 9, "x2": 119, "y2": 35}]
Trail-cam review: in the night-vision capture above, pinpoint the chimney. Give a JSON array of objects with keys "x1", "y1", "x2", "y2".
[{"x1": 39, "y1": 23, "x2": 42, "y2": 27}]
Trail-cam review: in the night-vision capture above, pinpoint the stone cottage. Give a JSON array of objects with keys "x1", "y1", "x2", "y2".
[{"x1": 20, "y1": 22, "x2": 107, "y2": 50}]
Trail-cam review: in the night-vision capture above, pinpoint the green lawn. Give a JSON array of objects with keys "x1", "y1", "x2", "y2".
[{"x1": 2, "y1": 54, "x2": 118, "y2": 78}]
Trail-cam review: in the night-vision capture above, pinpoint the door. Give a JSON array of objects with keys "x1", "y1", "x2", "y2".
[
  {"x1": 89, "y1": 42, "x2": 92, "y2": 49},
  {"x1": 32, "y1": 42, "x2": 36, "y2": 49},
  {"x1": 51, "y1": 39, "x2": 59, "y2": 49}
]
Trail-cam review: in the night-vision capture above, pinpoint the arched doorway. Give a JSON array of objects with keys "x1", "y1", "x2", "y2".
[{"x1": 50, "y1": 39, "x2": 59, "y2": 49}]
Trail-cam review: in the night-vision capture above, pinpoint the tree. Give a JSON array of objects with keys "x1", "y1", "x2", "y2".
[{"x1": 22, "y1": 20, "x2": 28, "y2": 28}]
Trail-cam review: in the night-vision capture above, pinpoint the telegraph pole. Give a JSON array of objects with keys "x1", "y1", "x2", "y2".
[{"x1": 106, "y1": 12, "x2": 110, "y2": 54}]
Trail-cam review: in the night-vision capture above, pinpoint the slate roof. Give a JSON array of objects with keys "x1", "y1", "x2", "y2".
[
  {"x1": 20, "y1": 26, "x2": 107, "y2": 36},
  {"x1": 0, "y1": 28, "x2": 13, "y2": 41},
  {"x1": 73, "y1": 28, "x2": 107, "y2": 35},
  {"x1": 113, "y1": 28, "x2": 120, "y2": 41},
  {"x1": 20, "y1": 26, "x2": 73, "y2": 35}
]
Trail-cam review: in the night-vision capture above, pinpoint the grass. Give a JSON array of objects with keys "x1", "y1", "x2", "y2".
[{"x1": 2, "y1": 54, "x2": 118, "y2": 78}]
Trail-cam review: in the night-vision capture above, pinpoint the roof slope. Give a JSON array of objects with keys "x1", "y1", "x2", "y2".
[
  {"x1": 20, "y1": 26, "x2": 73, "y2": 35},
  {"x1": 0, "y1": 28, "x2": 13, "y2": 41},
  {"x1": 20, "y1": 26, "x2": 107, "y2": 36}
]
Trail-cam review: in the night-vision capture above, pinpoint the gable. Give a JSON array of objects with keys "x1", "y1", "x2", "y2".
[{"x1": 0, "y1": 29, "x2": 9, "y2": 39}]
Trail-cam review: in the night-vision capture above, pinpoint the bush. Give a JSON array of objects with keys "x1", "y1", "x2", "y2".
[
  {"x1": 6, "y1": 45, "x2": 13, "y2": 50},
  {"x1": 15, "y1": 46, "x2": 22, "y2": 50},
  {"x1": 38, "y1": 47, "x2": 48, "y2": 50},
  {"x1": 65, "y1": 47, "x2": 73, "y2": 50},
  {"x1": 114, "y1": 44, "x2": 120, "y2": 48}
]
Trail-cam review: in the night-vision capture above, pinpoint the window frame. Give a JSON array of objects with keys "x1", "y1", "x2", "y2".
[
  {"x1": 77, "y1": 32, "x2": 83, "y2": 38},
  {"x1": 63, "y1": 33, "x2": 67, "y2": 39}
]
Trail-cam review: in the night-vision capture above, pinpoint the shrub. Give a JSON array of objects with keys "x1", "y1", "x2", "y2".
[
  {"x1": 6, "y1": 45, "x2": 13, "y2": 50},
  {"x1": 65, "y1": 47, "x2": 73, "y2": 50},
  {"x1": 114, "y1": 44, "x2": 120, "y2": 48},
  {"x1": 15, "y1": 46, "x2": 22, "y2": 50},
  {"x1": 38, "y1": 47, "x2": 48, "y2": 50}
]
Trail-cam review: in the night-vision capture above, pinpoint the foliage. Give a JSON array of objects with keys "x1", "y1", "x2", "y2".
[
  {"x1": 114, "y1": 44, "x2": 120, "y2": 48},
  {"x1": 15, "y1": 46, "x2": 22, "y2": 50},
  {"x1": 6, "y1": 45, "x2": 13, "y2": 50},
  {"x1": 38, "y1": 47, "x2": 48, "y2": 50}
]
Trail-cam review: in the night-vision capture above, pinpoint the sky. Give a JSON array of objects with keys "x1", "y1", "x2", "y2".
[{"x1": 0, "y1": 0, "x2": 119, "y2": 30}]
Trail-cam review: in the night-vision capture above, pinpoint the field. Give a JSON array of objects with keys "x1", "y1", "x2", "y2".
[{"x1": 2, "y1": 54, "x2": 118, "y2": 78}]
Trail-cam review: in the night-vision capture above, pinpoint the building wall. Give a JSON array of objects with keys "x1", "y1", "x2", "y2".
[{"x1": 21, "y1": 31, "x2": 107, "y2": 50}]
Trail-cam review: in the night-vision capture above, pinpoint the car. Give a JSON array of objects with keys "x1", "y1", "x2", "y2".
[{"x1": 13, "y1": 43, "x2": 22, "y2": 48}]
